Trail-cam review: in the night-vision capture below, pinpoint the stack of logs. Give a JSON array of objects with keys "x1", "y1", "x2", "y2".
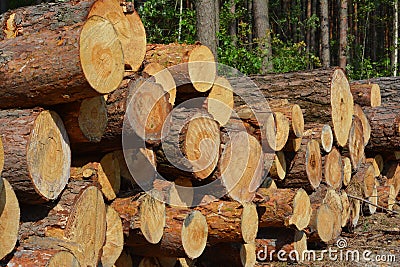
[{"x1": 0, "y1": 0, "x2": 399, "y2": 266}]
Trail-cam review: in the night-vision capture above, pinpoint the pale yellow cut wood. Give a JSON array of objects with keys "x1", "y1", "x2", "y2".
[
  {"x1": 139, "y1": 193, "x2": 166, "y2": 244},
  {"x1": 101, "y1": 206, "x2": 124, "y2": 267},
  {"x1": 342, "y1": 157, "x2": 352, "y2": 186},
  {"x1": 100, "y1": 152, "x2": 121, "y2": 201},
  {"x1": 79, "y1": 96, "x2": 108, "y2": 142},
  {"x1": 143, "y1": 63, "x2": 177, "y2": 105},
  {"x1": 340, "y1": 191, "x2": 350, "y2": 227},
  {"x1": 321, "y1": 124, "x2": 333, "y2": 153},
  {"x1": 80, "y1": 15, "x2": 124, "y2": 93},
  {"x1": 289, "y1": 188, "x2": 312, "y2": 230},
  {"x1": 241, "y1": 202, "x2": 258, "y2": 244},
  {"x1": 48, "y1": 251, "x2": 80, "y2": 267},
  {"x1": 181, "y1": 210, "x2": 208, "y2": 259},
  {"x1": 240, "y1": 243, "x2": 256, "y2": 267},
  {"x1": 207, "y1": 76, "x2": 234, "y2": 126},
  {"x1": 353, "y1": 104, "x2": 371, "y2": 146},
  {"x1": 274, "y1": 112, "x2": 290, "y2": 151},
  {"x1": 269, "y1": 151, "x2": 286, "y2": 180},
  {"x1": 324, "y1": 147, "x2": 343, "y2": 190},
  {"x1": 0, "y1": 179, "x2": 20, "y2": 260},
  {"x1": 188, "y1": 45, "x2": 216, "y2": 92}
]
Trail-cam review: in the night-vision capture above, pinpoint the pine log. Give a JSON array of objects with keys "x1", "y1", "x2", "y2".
[
  {"x1": 302, "y1": 124, "x2": 333, "y2": 153},
  {"x1": 100, "y1": 206, "x2": 124, "y2": 267},
  {"x1": 269, "y1": 99, "x2": 305, "y2": 139},
  {"x1": 347, "y1": 162, "x2": 375, "y2": 198},
  {"x1": 1, "y1": 0, "x2": 146, "y2": 71},
  {"x1": 353, "y1": 104, "x2": 371, "y2": 146},
  {"x1": 350, "y1": 83, "x2": 381, "y2": 107},
  {"x1": 351, "y1": 76, "x2": 400, "y2": 106},
  {"x1": 55, "y1": 96, "x2": 108, "y2": 144},
  {"x1": 346, "y1": 198, "x2": 361, "y2": 232},
  {"x1": 0, "y1": 16, "x2": 124, "y2": 108},
  {"x1": 376, "y1": 185, "x2": 397, "y2": 211},
  {"x1": 269, "y1": 151, "x2": 286, "y2": 180},
  {"x1": 143, "y1": 63, "x2": 177, "y2": 106},
  {"x1": 363, "y1": 105, "x2": 400, "y2": 152},
  {"x1": 19, "y1": 181, "x2": 106, "y2": 266},
  {"x1": 5, "y1": 248, "x2": 80, "y2": 267},
  {"x1": 205, "y1": 76, "x2": 234, "y2": 126},
  {"x1": 277, "y1": 139, "x2": 322, "y2": 190},
  {"x1": 241, "y1": 68, "x2": 354, "y2": 147},
  {"x1": 145, "y1": 44, "x2": 216, "y2": 94},
  {"x1": 340, "y1": 191, "x2": 351, "y2": 227},
  {"x1": 345, "y1": 116, "x2": 366, "y2": 171},
  {"x1": 156, "y1": 108, "x2": 220, "y2": 181},
  {"x1": 0, "y1": 179, "x2": 20, "y2": 260},
  {"x1": 342, "y1": 156, "x2": 352, "y2": 186},
  {"x1": 0, "y1": 109, "x2": 70, "y2": 203},
  {"x1": 362, "y1": 185, "x2": 378, "y2": 215},
  {"x1": 323, "y1": 147, "x2": 343, "y2": 190}
]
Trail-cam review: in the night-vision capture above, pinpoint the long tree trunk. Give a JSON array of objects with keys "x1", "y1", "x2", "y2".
[
  {"x1": 320, "y1": 0, "x2": 330, "y2": 67},
  {"x1": 253, "y1": 0, "x2": 273, "y2": 73},
  {"x1": 229, "y1": 0, "x2": 237, "y2": 46},
  {"x1": 339, "y1": 0, "x2": 348, "y2": 68},
  {"x1": 196, "y1": 0, "x2": 217, "y2": 58},
  {"x1": 393, "y1": 0, "x2": 399, "y2": 76}
]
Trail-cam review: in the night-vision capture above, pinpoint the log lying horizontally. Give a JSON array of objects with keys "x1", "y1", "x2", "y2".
[
  {"x1": 0, "y1": 109, "x2": 70, "y2": 203},
  {"x1": 0, "y1": 16, "x2": 124, "y2": 108},
  {"x1": 352, "y1": 76, "x2": 400, "y2": 106},
  {"x1": 5, "y1": 248, "x2": 80, "y2": 267},
  {"x1": 349, "y1": 83, "x2": 381, "y2": 107}
]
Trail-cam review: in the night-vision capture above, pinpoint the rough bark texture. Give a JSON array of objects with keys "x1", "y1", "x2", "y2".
[
  {"x1": 363, "y1": 106, "x2": 400, "y2": 152},
  {"x1": 350, "y1": 83, "x2": 381, "y2": 107},
  {"x1": 0, "y1": 109, "x2": 70, "y2": 203},
  {"x1": 320, "y1": 0, "x2": 330, "y2": 67},
  {"x1": 352, "y1": 76, "x2": 400, "y2": 106},
  {"x1": 4, "y1": 248, "x2": 80, "y2": 267},
  {"x1": 253, "y1": 0, "x2": 273, "y2": 73},
  {"x1": 195, "y1": 0, "x2": 217, "y2": 58}
]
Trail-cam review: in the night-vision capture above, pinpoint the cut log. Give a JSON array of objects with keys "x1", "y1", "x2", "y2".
[
  {"x1": 347, "y1": 198, "x2": 361, "y2": 231},
  {"x1": 323, "y1": 189, "x2": 343, "y2": 239},
  {"x1": 0, "y1": 16, "x2": 124, "y2": 108},
  {"x1": 0, "y1": 109, "x2": 70, "y2": 203},
  {"x1": 342, "y1": 156, "x2": 352, "y2": 186},
  {"x1": 241, "y1": 202, "x2": 259, "y2": 244},
  {"x1": 278, "y1": 139, "x2": 322, "y2": 190},
  {"x1": 340, "y1": 191, "x2": 351, "y2": 227},
  {"x1": 88, "y1": 0, "x2": 146, "y2": 71},
  {"x1": 363, "y1": 106, "x2": 400, "y2": 152},
  {"x1": 100, "y1": 206, "x2": 124, "y2": 267},
  {"x1": 126, "y1": 78, "x2": 172, "y2": 145},
  {"x1": 272, "y1": 112, "x2": 290, "y2": 151},
  {"x1": 351, "y1": 76, "x2": 400, "y2": 106},
  {"x1": 220, "y1": 131, "x2": 263, "y2": 202},
  {"x1": 376, "y1": 185, "x2": 397, "y2": 211},
  {"x1": 350, "y1": 83, "x2": 381, "y2": 107},
  {"x1": 156, "y1": 109, "x2": 220, "y2": 181},
  {"x1": 143, "y1": 63, "x2": 177, "y2": 106},
  {"x1": 366, "y1": 156, "x2": 383, "y2": 177},
  {"x1": 269, "y1": 151, "x2": 286, "y2": 180},
  {"x1": 353, "y1": 104, "x2": 371, "y2": 146},
  {"x1": 269, "y1": 99, "x2": 305, "y2": 138},
  {"x1": 362, "y1": 185, "x2": 378, "y2": 215},
  {"x1": 346, "y1": 116, "x2": 365, "y2": 171},
  {"x1": 181, "y1": 211, "x2": 208, "y2": 259},
  {"x1": 19, "y1": 182, "x2": 106, "y2": 266},
  {"x1": 5, "y1": 248, "x2": 80, "y2": 267},
  {"x1": 55, "y1": 96, "x2": 108, "y2": 144},
  {"x1": 323, "y1": 147, "x2": 343, "y2": 190},
  {"x1": 145, "y1": 44, "x2": 216, "y2": 93},
  {"x1": 206, "y1": 76, "x2": 234, "y2": 126},
  {"x1": 347, "y1": 162, "x2": 375, "y2": 198},
  {"x1": 308, "y1": 203, "x2": 335, "y2": 243},
  {"x1": 0, "y1": 179, "x2": 20, "y2": 260},
  {"x1": 303, "y1": 124, "x2": 334, "y2": 153}
]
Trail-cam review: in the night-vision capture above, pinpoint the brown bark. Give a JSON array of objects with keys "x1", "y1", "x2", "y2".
[
  {"x1": 195, "y1": 0, "x2": 217, "y2": 58},
  {"x1": 339, "y1": 0, "x2": 348, "y2": 68},
  {"x1": 0, "y1": 17, "x2": 124, "y2": 108},
  {"x1": 0, "y1": 109, "x2": 70, "y2": 203},
  {"x1": 363, "y1": 105, "x2": 400, "y2": 152},
  {"x1": 5, "y1": 248, "x2": 80, "y2": 267},
  {"x1": 350, "y1": 83, "x2": 381, "y2": 107},
  {"x1": 253, "y1": 0, "x2": 273, "y2": 73},
  {"x1": 320, "y1": 0, "x2": 330, "y2": 67},
  {"x1": 352, "y1": 76, "x2": 400, "y2": 106}
]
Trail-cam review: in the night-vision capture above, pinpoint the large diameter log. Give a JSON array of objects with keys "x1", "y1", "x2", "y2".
[
  {"x1": 5, "y1": 249, "x2": 80, "y2": 267},
  {"x1": 0, "y1": 179, "x2": 20, "y2": 260},
  {"x1": 1, "y1": 0, "x2": 146, "y2": 72},
  {"x1": 0, "y1": 109, "x2": 70, "y2": 203},
  {"x1": 363, "y1": 106, "x2": 400, "y2": 152},
  {"x1": 0, "y1": 16, "x2": 124, "y2": 108},
  {"x1": 143, "y1": 63, "x2": 177, "y2": 106},
  {"x1": 346, "y1": 116, "x2": 365, "y2": 171},
  {"x1": 146, "y1": 44, "x2": 216, "y2": 93},
  {"x1": 350, "y1": 83, "x2": 381, "y2": 107},
  {"x1": 323, "y1": 147, "x2": 343, "y2": 190},
  {"x1": 100, "y1": 206, "x2": 124, "y2": 267},
  {"x1": 206, "y1": 76, "x2": 234, "y2": 126}
]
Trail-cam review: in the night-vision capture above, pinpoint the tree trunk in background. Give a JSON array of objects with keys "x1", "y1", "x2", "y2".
[
  {"x1": 0, "y1": 0, "x2": 7, "y2": 13},
  {"x1": 253, "y1": 0, "x2": 273, "y2": 74},
  {"x1": 392, "y1": 0, "x2": 398, "y2": 76},
  {"x1": 196, "y1": 0, "x2": 218, "y2": 59},
  {"x1": 229, "y1": 0, "x2": 237, "y2": 46},
  {"x1": 320, "y1": 0, "x2": 330, "y2": 67},
  {"x1": 306, "y1": 0, "x2": 312, "y2": 68},
  {"x1": 339, "y1": 0, "x2": 348, "y2": 69}
]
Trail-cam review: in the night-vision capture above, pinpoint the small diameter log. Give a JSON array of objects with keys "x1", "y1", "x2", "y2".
[
  {"x1": 363, "y1": 105, "x2": 400, "y2": 152},
  {"x1": 269, "y1": 99, "x2": 305, "y2": 139},
  {"x1": 353, "y1": 104, "x2": 371, "y2": 146},
  {"x1": 19, "y1": 182, "x2": 106, "y2": 267},
  {"x1": 100, "y1": 206, "x2": 124, "y2": 267},
  {"x1": 145, "y1": 44, "x2": 216, "y2": 93},
  {"x1": 323, "y1": 147, "x2": 343, "y2": 190},
  {"x1": 362, "y1": 185, "x2": 378, "y2": 215},
  {"x1": 156, "y1": 109, "x2": 220, "y2": 180},
  {"x1": 257, "y1": 188, "x2": 312, "y2": 230},
  {"x1": 272, "y1": 112, "x2": 290, "y2": 151},
  {"x1": 342, "y1": 157, "x2": 352, "y2": 186},
  {"x1": 5, "y1": 249, "x2": 80, "y2": 267},
  {"x1": 366, "y1": 156, "x2": 383, "y2": 178},
  {"x1": 346, "y1": 116, "x2": 365, "y2": 171},
  {"x1": 0, "y1": 109, "x2": 70, "y2": 203},
  {"x1": 0, "y1": 16, "x2": 124, "y2": 108},
  {"x1": 278, "y1": 139, "x2": 322, "y2": 190},
  {"x1": 350, "y1": 83, "x2": 381, "y2": 107},
  {"x1": 351, "y1": 77, "x2": 400, "y2": 106},
  {"x1": 55, "y1": 96, "x2": 108, "y2": 144},
  {"x1": 340, "y1": 191, "x2": 351, "y2": 227},
  {"x1": 0, "y1": 179, "x2": 20, "y2": 260},
  {"x1": 206, "y1": 76, "x2": 234, "y2": 126},
  {"x1": 347, "y1": 162, "x2": 376, "y2": 198},
  {"x1": 143, "y1": 63, "x2": 177, "y2": 106},
  {"x1": 269, "y1": 151, "x2": 286, "y2": 180},
  {"x1": 220, "y1": 131, "x2": 263, "y2": 202},
  {"x1": 303, "y1": 124, "x2": 333, "y2": 153}
]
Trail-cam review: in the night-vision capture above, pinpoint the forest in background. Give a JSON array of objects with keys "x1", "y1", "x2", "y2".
[{"x1": 0, "y1": 0, "x2": 398, "y2": 80}]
